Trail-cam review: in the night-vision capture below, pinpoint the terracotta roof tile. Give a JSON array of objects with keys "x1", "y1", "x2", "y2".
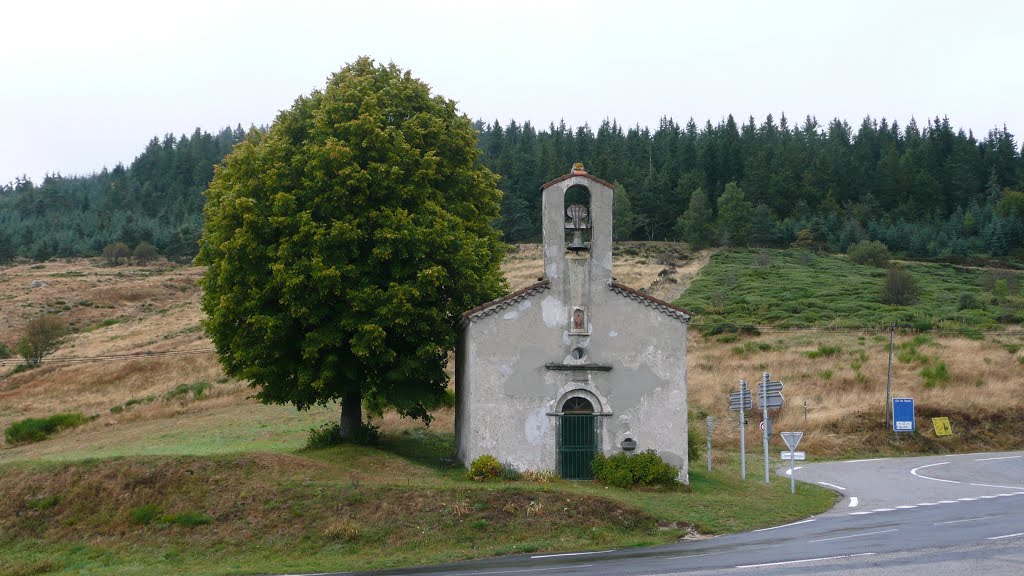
[
  {"x1": 540, "y1": 172, "x2": 615, "y2": 191},
  {"x1": 460, "y1": 279, "x2": 551, "y2": 325}
]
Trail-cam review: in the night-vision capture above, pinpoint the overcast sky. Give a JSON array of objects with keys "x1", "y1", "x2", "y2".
[{"x1": 2, "y1": 0, "x2": 1022, "y2": 185}]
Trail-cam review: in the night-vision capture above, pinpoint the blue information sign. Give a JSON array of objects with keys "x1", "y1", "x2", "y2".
[{"x1": 892, "y1": 397, "x2": 915, "y2": 432}]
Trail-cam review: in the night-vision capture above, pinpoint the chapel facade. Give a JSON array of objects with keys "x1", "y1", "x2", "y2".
[{"x1": 455, "y1": 164, "x2": 690, "y2": 481}]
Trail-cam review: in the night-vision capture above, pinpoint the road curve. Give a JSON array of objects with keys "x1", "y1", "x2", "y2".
[{"x1": 293, "y1": 451, "x2": 1024, "y2": 576}]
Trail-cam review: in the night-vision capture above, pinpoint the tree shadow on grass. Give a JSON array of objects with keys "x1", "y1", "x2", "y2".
[{"x1": 378, "y1": 429, "x2": 461, "y2": 474}]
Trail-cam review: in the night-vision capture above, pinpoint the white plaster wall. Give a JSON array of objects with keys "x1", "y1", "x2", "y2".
[{"x1": 457, "y1": 283, "x2": 688, "y2": 481}]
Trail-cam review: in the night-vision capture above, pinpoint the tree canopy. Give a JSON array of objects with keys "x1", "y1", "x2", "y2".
[{"x1": 196, "y1": 57, "x2": 506, "y2": 436}]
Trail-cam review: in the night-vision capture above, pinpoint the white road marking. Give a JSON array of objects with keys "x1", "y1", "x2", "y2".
[
  {"x1": 818, "y1": 481, "x2": 846, "y2": 490},
  {"x1": 918, "y1": 502, "x2": 940, "y2": 506},
  {"x1": 285, "y1": 573, "x2": 350, "y2": 576},
  {"x1": 848, "y1": 497, "x2": 859, "y2": 508},
  {"x1": 872, "y1": 508, "x2": 895, "y2": 512},
  {"x1": 849, "y1": 511, "x2": 873, "y2": 515},
  {"x1": 753, "y1": 518, "x2": 816, "y2": 532},
  {"x1": 966, "y1": 482, "x2": 1024, "y2": 490},
  {"x1": 934, "y1": 515, "x2": 1000, "y2": 526},
  {"x1": 784, "y1": 466, "x2": 803, "y2": 476},
  {"x1": 736, "y1": 552, "x2": 875, "y2": 568},
  {"x1": 895, "y1": 505, "x2": 917, "y2": 509},
  {"x1": 530, "y1": 551, "x2": 613, "y2": 559},
  {"x1": 976, "y1": 455, "x2": 1022, "y2": 462},
  {"x1": 461, "y1": 565, "x2": 594, "y2": 575},
  {"x1": 809, "y1": 528, "x2": 898, "y2": 543},
  {"x1": 666, "y1": 551, "x2": 727, "y2": 560},
  {"x1": 958, "y1": 497, "x2": 979, "y2": 502},
  {"x1": 910, "y1": 461, "x2": 960, "y2": 483},
  {"x1": 844, "y1": 458, "x2": 886, "y2": 463},
  {"x1": 988, "y1": 532, "x2": 1024, "y2": 541}
]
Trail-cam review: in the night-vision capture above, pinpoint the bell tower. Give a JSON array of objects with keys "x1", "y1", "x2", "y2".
[{"x1": 540, "y1": 163, "x2": 615, "y2": 341}]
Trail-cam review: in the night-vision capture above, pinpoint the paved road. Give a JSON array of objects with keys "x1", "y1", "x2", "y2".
[{"x1": 299, "y1": 451, "x2": 1024, "y2": 576}]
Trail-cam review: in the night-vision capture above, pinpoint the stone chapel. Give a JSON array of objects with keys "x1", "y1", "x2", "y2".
[{"x1": 455, "y1": 164, "x2": 691, "y2": 482}]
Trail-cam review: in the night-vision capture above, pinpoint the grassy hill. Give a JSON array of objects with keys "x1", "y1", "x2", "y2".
[
  {"x1": 676, "y1": 248, "x2": 1024, "y2": 457},
  {"x1": 0, "y1": 247, "x2": 834, "y2": 575},
  {"x1": 1, "y1": 245, "x2": 1021, "y2": 574}
]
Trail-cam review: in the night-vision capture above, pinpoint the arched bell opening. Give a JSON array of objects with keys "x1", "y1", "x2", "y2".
[{"x1": 564, "y1": 184, "x2": 591, "y2": 253}]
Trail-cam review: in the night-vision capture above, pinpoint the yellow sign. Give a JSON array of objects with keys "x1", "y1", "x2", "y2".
[{"x1": 932, "y1": 417, "x2": 953, "y2": 436}]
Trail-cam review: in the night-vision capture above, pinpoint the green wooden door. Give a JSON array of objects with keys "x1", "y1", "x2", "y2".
[{"x1": 559, "y1": 413, "x2": 597, "y2": 480}]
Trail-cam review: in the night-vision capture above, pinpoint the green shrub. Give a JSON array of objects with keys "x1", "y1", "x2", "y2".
[
  {"x1": 468, "y1": 454, "x2": 503, "y2": 481},
  {"x1": 8, "y1": 363, "x2": 35, "y2": 376},
  {"x1": 957, "y1": 293, "x2": 982, "y2": 310},
  {"x1": 5, "y1": 412, "x2": 87, "y2": 444},
  {"x1": 591, "y1": 450, "x2": 678, "y2": 489},
  {"x1": 0, "y1": 342, "x2": 12, "y2": 359},
  {"x1": 27, "y1": 495, "x2": 59, "y2": 510},
  {"x1": 847, "y1": 240, "x2": 891, "y2": 267},
  {"x1": 130, "y1": 504, "x2": 162, "y2": 525},
  {"x1": 164, "y1": 381, "x2": 211, "y2": 401},
  {"x1": 921, "y1": 361, "x2": 951, "y2": 388},
  {"x1": 805, "y1": 345, "x2": 841, "y2": 359},
  {"x1": 306, "y1": 421, "x2": 379, "y2": 448},
  {"x1": 882, "y1": 268, "x2": 920, "y2": 305}
]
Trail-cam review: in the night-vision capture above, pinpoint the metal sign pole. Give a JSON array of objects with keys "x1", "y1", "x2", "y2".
[
  {"x1": 885, "y1": 321, "x2": 894, "y2": 430},
  {"x1": 790, "y1": 452, "x2": 796, "y2": 493},
  {"x1": 762, "y1": 372, "x2": 770, "y2": 484},
  {"x1": 706, "y1": 416, "x2": 713, "y2": 472},
  {"x1": 740, "y1": 380, "x2": 746, "y2": 480}
]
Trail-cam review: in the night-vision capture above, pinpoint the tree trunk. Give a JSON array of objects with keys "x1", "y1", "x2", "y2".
[{"x1": 338, "y1": 389, "x2": 363, "y2": 441}]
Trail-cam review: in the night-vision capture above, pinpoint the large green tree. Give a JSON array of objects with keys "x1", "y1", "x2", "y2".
[
  {"x1": 716, "y1": 181, "x2": 754, "y2": 247},
  {"x1": 676, "y1": 188, "x2": 714, "y2": 248},
  {"x1": 197, "y1": 58, "x2": 506, "y2": 438}
]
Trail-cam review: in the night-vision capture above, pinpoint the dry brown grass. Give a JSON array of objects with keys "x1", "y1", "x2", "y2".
[{"x1": 688, "y1": 330, "x2": 1024, "y2": 455}]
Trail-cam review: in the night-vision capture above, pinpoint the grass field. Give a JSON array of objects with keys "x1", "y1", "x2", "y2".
[
  {"x1": 676, "y1": 248, "x2": 1024, "y2": 333},
  {"x1": 0, "y1": 248, "x2": 838, "y2": 575},
  {"x1": 0, "y1": 414, "x2": 835, "y2": 575},
  {"x1": 677, "y1": 248, "x2": 1024, "y2": 457},
  {"x1": 2, "y1": 245, "x2": 1021, "y2": 574}
]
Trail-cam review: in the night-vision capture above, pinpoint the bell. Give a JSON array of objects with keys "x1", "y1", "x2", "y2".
[
  {"x1": 565, "y1": 204, "x2": 589, "y2": 252},
  {"x1": 567, "y1": 230, "x2": 588, "y2": 252}
]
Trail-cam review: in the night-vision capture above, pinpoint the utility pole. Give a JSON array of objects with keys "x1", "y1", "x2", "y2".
[{"x1": 885, "y1": 322, "x2": 894, "y2": 430}]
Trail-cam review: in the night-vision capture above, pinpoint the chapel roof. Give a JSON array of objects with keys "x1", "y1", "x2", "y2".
[
  {"x1": 540, "y1": 169, "x2": 615, "y2": 191},
  {"x1": 460, "y1": 278, "x2": 551, "y2": 324},
  {"x1": 609, "y1": 281, "x2": 692, "y2": 323}
]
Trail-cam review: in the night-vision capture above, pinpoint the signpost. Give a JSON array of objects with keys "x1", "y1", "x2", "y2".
[
  {"x1": 728, "y1": 380, "x2": 752, "y2": 479},
  {"x1": 932, "y1": 416, "x2": 952, "y2": 436},
  {"x1": 706, "y1": 416, "x2": 714, "y2": 471},
  {"x1": 780, "y1": 431, "x2": 804, "y2": 494},
  {"x1": 892, "y1": 398, "x2": 915, "y2": 432},
  {"x1": 780, "y1": 451, "x2": 806, "y2": 460},
  {"x1": 759, "y1": 373, "x2": 784, "y2": 483}
]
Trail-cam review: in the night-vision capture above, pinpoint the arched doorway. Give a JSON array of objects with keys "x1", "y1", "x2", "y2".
[{"x1": 558, "y1": 396, "x2": 597, "y2": 480}]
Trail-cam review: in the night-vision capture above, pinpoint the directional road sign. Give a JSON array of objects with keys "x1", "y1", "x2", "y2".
[
  {"x1": 780, "y1": 451, "x2": 806, "y2": 461},
  {"x1": 893, "y1": 397, "x2": 915, "y2": 432},
  {"x1": 729, "y1": 390, "x2": 752, "y2": 411},
  {"x1": 758, "y1": 381, "x2": 784, "y2": 393},
  {"x1": 758, "y1": 392, "x2": 784, "y2": 408},
  {"x1": 780, "y1": 431, "x2": 804, "y2": 451}
]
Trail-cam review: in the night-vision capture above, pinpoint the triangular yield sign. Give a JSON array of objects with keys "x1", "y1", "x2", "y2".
[{"x1": 781, "y1": 431, "x2": 803, "y2": 451}]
